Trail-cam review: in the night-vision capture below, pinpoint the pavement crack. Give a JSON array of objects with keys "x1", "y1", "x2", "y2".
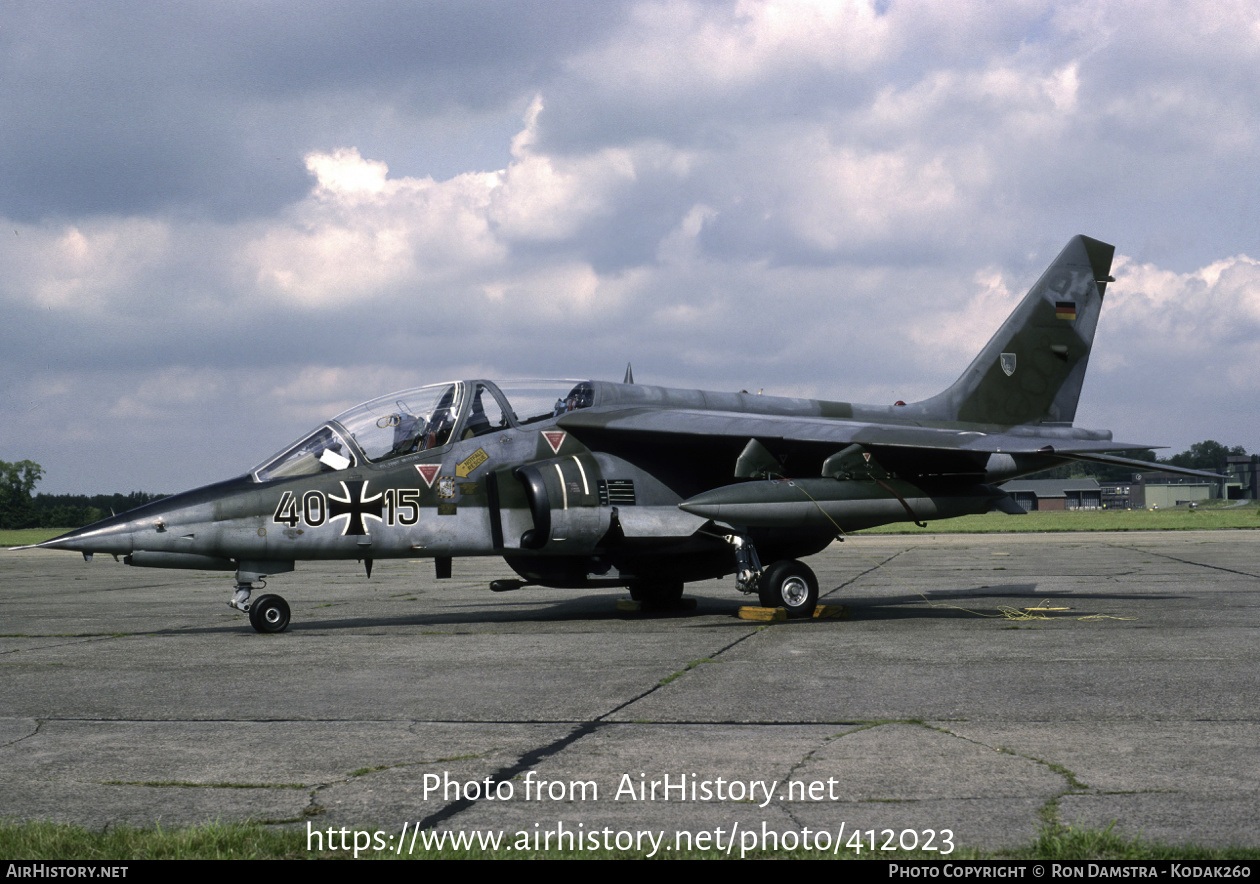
[
  {"x1": 820, "y1": 550, "x2": 907, "y2": 602},
  {"x1": 411, "y1": 720, "x2": 600, "y2": 831},
  {"x1": 3, "y1": 718, "x2": 43, "y2": 748},
  {"x1": 926, "y1": 723, "x2": 1089, "y2": 789},
  {"x1": 411, "y1": 626, "x2": 767, "y2": 831},
  {"x1": 1110, "y1": 544, "x2": 1260, "y2": 579},
  {"x1": 301, "y1": 789, "x2": 328, "y2": 821},
  {"x1": 775, "y1": 725, "x2": 873, "y2": 827},
  {"x1": 635, "y1": 629, "x2": 757, "y2": 695},
  {"x1": 926, "y1": 722, "x2": 1090, "y2": 834},
  {"x1": 0, "y1": 634, "x2": 126, "y2": 655}
]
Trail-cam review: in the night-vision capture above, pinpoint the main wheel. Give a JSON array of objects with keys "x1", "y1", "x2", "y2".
[
  {"x1": 757, "y1": 560, "x2": 818, "y2": 618},
  {"x1": 628, "y1": 581, "x2": 684, "y2": 609},
  {"x1": 248, "y1": 594, "x2": 291, "y2": 633}
]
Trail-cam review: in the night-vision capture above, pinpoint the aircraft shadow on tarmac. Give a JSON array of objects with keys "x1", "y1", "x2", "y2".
[
  {"x1": 144, "y1": 581, "x2": 1185, "y2": 634},
  {"x1": 149, "y1": 592, "x2": 754, "y2": 634},
  {"x1": 835, "y1": 582, "x2": 1185, "y2": 621}
]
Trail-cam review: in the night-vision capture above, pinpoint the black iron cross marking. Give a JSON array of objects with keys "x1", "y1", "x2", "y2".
[{"x1": 328, "y1": 480, "x2": 384, "y2": 536}]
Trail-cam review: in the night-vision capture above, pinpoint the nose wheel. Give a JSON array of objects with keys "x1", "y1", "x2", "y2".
[{"x1": 248, "y1": 594, "x2": 291, "y2": 633}]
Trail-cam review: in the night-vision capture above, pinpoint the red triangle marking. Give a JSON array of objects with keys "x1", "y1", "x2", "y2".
[
  {"x1": 415, "y1": 464, "x2": 440, "y2": 488},
  {"x1": 543, "y1": 431, "x2": 566, "y2": 454}
]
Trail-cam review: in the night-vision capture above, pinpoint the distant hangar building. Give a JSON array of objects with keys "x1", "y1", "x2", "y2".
[
  {"x1": 1007, "y1": 455, "x2": 1256, "y2": 512},
  {"x1": 1109, "y1": 455, "x2": 1254, "y2": 509},
  {"x1": 1003, "y1": 479, "x2": 1102, "y2": 512}
]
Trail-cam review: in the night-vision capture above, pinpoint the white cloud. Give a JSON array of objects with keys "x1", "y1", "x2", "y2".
[
  {"x1": 907, "y1": 267, "x2": 1023, "y2": 365},
  {"x1": 246, "y1": 150, "x2": 505, "y2": 307},
  {"x1": 9, "y1": 0, "x2": 1260, "y2": 493},
  {"x1": 571, "y1": 0, "x2": 894, "y2": 99},
  {"x1": 244, "y1": 102, "x2": 646, "y2": 308},
  {"x1": 494, "y1": 95, "x2": 644, "y2": 242},
  {"x1": 1108, "y1": 253, "x2": 1260, "y2": 356},
  {"x1": 782, "y1": 145, "x2": 960, "y2": 250},
  {"x1": 16, "y1": 219, "x2": 171, "y2": 312},
  {"x1": 307, "y1": 148, "x2": 391, "y2": 196}
]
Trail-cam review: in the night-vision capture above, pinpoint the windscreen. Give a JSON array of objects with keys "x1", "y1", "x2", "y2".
[
  {"x1": 252, "y1": 425, "x2": 355, "y2": 482},
  {"x1": 334, "y1": 383, "x2": 463, "y2": 461}
]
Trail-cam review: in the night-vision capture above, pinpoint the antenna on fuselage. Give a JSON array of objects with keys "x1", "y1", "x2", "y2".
[{"x1": 623, "y1": 362, "x2": 634, "y2": 384}]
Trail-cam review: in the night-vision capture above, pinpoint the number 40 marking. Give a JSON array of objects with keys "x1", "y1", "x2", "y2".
[{"x1": 273, "y1": 488, "x2": 421, "y2": 528}]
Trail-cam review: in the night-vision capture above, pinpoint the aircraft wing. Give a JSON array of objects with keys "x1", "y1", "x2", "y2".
[{"x1": 557, "y1": 407, "x2": 1155, "y2": 456}]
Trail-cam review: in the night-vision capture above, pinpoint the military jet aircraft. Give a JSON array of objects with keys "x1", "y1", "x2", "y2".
[{"x1": 27, "y1": 235, "x2": 1212, "y2": 631}]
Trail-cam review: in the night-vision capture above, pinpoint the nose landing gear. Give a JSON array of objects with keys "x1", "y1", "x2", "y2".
[{"x1": 228, "y1": 561, "x2": 296, "y2": 633}]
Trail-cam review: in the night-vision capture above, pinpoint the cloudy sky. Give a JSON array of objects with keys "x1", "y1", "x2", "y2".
[{"x1": 3, "y1": 1, "x2": 1258, "y2": 494}]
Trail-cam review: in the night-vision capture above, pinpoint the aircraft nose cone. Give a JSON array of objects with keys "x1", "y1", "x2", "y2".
[
  {"x1": 28, "y1": 474, "x2": 253, "y2": 556},
  {"x1": 36, "y1": 514, "x2": 148, "y2": 555}
]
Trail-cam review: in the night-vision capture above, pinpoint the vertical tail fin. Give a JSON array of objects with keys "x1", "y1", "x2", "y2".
[{"x1": 915, "y1": 235, "x2": 1115, "y2": 426}]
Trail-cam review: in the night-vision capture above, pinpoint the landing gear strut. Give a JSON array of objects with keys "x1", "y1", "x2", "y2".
[
  {"x1": 724, "y1": 533, "x2": 819, "y2": 618},
  {"x1": 229, "y1": 582, "x2": 253, "y2": 613},
  {"x1": 228, "y1": 561, "x2": 295, "y2": 633}
]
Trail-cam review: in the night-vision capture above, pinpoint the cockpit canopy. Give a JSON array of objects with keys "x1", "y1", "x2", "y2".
[{"x1": 251, "y1": 379, "x2": 595, "y2": 483}]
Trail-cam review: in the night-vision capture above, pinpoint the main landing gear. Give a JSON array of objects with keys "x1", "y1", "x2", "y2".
[
  {"x1": 228, "y1": 562, "x2": 296, "y2": 633},
  {"x1": 756, "y1": 560, "x2": 819, "y2": 616},
  {"x1": 726, "y1": 534, "x2": 819, "y2": 618},
  {"x1": 628, "y1": 581, "x2": 685, "y2": 610},
  {"x1": 229, "y1": 580, "x2": 292, "y2": 634}
]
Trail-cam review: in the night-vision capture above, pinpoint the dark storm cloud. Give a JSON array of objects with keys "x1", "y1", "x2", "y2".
[{"x1": 0, "y1": 1, "x2": 629, "y2": 222}]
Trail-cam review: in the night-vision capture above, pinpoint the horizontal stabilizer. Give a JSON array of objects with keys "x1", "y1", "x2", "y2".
[{"x1": 1058, "y1": 451, "x2": 1224, "y2": 481}]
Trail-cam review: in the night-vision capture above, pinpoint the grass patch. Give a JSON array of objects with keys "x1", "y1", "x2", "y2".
[
  {"x1": 659, "y1": 658, "x2": 712, "y2": 685},
  {"x1": 2, "y1": 819, "x2": 1259, "y2": 860},
  {"x1": 0, "y1": 820, "x2": 306, "y2": 860},
  {"x1": 1028, "y1": 823, "x2": 1259, "y2": 861},
  {"x1": 856, "y1": 507, "x2": 1260, "y2": 534},
  {"x1": 1, "y1": 528, "x2": 68, "y2": 547}
]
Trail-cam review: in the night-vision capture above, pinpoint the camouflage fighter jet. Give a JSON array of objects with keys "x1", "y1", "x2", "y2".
[{"x1": 26, "y1": 236, "x2": 1210, "y2": 630}]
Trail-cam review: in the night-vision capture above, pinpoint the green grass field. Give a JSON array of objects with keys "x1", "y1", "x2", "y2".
[
  {"x1": 1, "y1": 819, "x2": 1258, "y2": 860},
  {"x1": 0, "y1": 528, "x2": 67, "y2": 547}
]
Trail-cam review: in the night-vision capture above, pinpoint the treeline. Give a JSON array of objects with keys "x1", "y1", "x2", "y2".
[
  {"x1": 1, "y1": 460, "x2": 166, "y2": 530},
  {"x1": 28, "y1": 491, "x2": 168, "y2": 530}
]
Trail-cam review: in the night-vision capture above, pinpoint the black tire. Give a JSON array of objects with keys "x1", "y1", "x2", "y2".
[
  {"x1": 628, "y1": 581, "x2": 685, "y2": 609},
  {"x1": 248, "y1": 594, "x2": 291, "y2": 633},
  {"x1": 757, "y1": 560, "x2": 818, "y2": 618}
]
